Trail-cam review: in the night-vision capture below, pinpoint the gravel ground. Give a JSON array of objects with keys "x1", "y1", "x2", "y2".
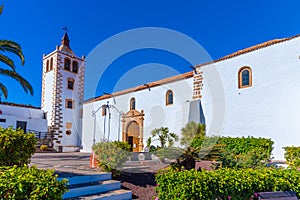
[{"x1": 115, "y1": 172, "x2": 157, "y2": 200}]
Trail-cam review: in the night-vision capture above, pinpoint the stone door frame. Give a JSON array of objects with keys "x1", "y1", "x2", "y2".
[{"x1": 122, "y1": 109, "x2": 144, "y2": 152}]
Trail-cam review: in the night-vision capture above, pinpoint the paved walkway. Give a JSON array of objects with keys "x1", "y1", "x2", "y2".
[{"x1": 30, "y1": 152, "x2": 102, "y2": 177}]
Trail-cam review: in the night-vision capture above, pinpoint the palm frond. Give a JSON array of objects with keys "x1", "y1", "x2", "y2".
[
  {"x1": 0, "y1": 54, "x2": 15, "y2": 71},
  {"x1": 0, "y1": 4, "x2": 32, "y2": 99},
  {"x1": 0, "y1": 40, "x2": 25, "y2": 65},
  {"x1": 0, "y1": 82, "x2": 8, "y2": 98},
  {"x1": 0, "y1": 69, "x2": 33, "y2": 96},
  {"x1": 0, "y1": 5, "x2": 3, "y2": 15}
]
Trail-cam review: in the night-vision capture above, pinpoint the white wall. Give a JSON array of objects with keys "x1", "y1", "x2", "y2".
[
  {"x1": 82, "y1": 36, "x2": 300, "y2": 159},
  {"x1": 42, "y1": 54, "x2": 56, "y2": 124},
  {"x1": 82, "y1": 76, "x2": 194, "y2": 152},
  {"x1": 58, "y1": 53, "x2": 84, "y2": 148},
  {"x1": 0, "y1": 104, "x2": 47, "y2": 132},
  {"x1": 200, "y1": 37, "x2": 300, "y2": 159}
]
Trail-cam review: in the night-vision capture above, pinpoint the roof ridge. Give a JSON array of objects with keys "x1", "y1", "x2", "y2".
[
  {"x1": 84, "y1": 33, "x2": 300, "y2": 104},
  {"x1": 0, "y1": 102, "x2": 41, "y2": 109},
  {"x1": 84, "y1": 71, "x2": 193, "y2": 103},
  {"x1": 196, "y1": 33, "x2": 300, "y2": 68}
]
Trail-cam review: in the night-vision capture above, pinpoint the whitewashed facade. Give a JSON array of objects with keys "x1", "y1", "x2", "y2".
[
  {"x1": 81, "y1": 72, "x2": 202, "y2": 152},
  {"x1": 81, "y1": 34, "x2": 300, "y2": 159},
  {"x1": 0, "y1": 103, "x2": 47, "y2": 133},
  {"x1": 199, "y1": 36, "x2": 300, "y2": 159}
]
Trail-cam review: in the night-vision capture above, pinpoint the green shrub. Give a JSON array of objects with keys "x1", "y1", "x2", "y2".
[
  {"x1": 0, "y1": 127, "x2": 36, "y2": 166},
  {"x1": 283, "y1": 146, "x2": 300, "y2": 168},
  {"x1": 149, "y1": 145, "x2": 157, "y2": 152},
  {"x1": 0, "y1": 166, "x2": 68, "y2": 199},
  {"x1": 156, "y1": 168, "x2": 300, "y2": 200},
  {"x1": 217, "y1": 136, "x2": 273, "y2": 156},
  {"x1": 191, "y1": 136, "x2": 273, "y2": 155},
  {"x1": 191, "y1": 136, "x2": 273, "y2": 168},
  {"x1": 112, "y1": 141, "x2": 132, "y2": 152},
  {"x1": 92, "y1": 141, "x2": 129, "y2": 172}
]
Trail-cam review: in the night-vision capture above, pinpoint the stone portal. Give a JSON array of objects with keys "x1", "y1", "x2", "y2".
[{"x1": 122, "y1": 110, "x2": 144, "y2": 152}]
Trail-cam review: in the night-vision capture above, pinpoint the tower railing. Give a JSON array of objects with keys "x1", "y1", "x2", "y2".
[{"x1": 27, "y1": 129, "x2": 54, "y2": 147}]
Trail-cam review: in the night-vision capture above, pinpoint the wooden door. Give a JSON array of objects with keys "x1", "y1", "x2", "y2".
[
  {"x1": 132, "y1": 137, "x2": 140, "y2": 152},
  {"x1": 127, "y1": 121, "x2": 140, "y2": 152}
]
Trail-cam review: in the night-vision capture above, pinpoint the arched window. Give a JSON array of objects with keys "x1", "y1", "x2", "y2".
[
  {"x1": 130, "y1": 98, "x2": 136, "y2": 110},
  {"x1": 72, "y1": 61, "x2": 78, "y2": 73},
  {"x1": 166, "y1": 90, "x2": 173, "y2": 105},
  {"x1": 64, "y1": 58, "x2": 71, "y2": 71},
  {"x1": 238, "y1": 67, "x2": 252, "y2": 88},
  {"x1": 50, "y1": 57, "x2": 53, "y2": 71},
  {"x1": 46, "y1": 60, "x2": 49, "y2": 72}
]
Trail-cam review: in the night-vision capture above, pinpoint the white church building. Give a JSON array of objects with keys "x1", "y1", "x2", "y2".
[{"x1": 37, "y1": 33, "x2": 300, "y2": 159}]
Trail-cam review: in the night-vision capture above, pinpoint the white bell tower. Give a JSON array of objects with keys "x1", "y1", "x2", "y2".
[{"x1": 41, "y1": 32, "x2": 85, "y2": 152}]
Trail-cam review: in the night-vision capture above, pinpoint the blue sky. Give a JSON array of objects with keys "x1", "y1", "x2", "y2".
[{"x1": 1, "y1": 0, "x2": 300, "y2": 107}]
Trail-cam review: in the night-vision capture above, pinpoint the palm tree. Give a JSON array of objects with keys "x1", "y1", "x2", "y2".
[
  {"x1": 0, "y1": 5, "x2": 33, "y2": 98},
  {"x1": 151, "y1": 127, "x2": 179, "y2": 148}
]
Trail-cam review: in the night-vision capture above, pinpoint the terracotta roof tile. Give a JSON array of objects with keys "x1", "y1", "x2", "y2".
[
  {"x1": 84, "y1": 34, "x2": 300, "y2": 104},
  {"x1": 0, "y1": 102, "x2": 41, "y2": 109},
  {"x1": 196, "y1": 34, "x2": 300, "y2": 68},
  {"x1": 84, "y1": 71, "x2": 193, "y2": 104}
]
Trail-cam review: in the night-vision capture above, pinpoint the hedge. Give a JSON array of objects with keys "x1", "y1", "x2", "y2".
[
  {"x1": 0, "y1": 166, "x2": 68, "y2": 199},
  {"x1": 111, "y1": 141, "x2": 132, "y2": 152},
  {"x1": 284, "y1": 146, "x2": 300, "y2": 168},
  {"x1": 191, "y1": 136, "x2": 273, "y2": 168},
  {"x1": 0, "y1": 127, "x2": 36, "y2": 166},
  {"x1": 191, "y1": 136, "x2": 273, "y2": 155},
  {"x1": 155, "y1": 168, "x2": 300, "y2": 200}
]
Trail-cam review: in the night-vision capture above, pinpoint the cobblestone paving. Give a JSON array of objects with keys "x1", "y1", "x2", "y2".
[{"x1": 30, "y1": 152, "x2": 102, "y2": 176}]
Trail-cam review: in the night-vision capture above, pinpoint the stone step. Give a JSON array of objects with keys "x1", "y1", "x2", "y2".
[
  {"x1": 63, "y1": 180, "x2": 121, "y2": 199},
  {"x1": 78, "y1": 189, "x2": 132, "y2": 200},
  {"x1": 59, "y1": 174, "x2": 132, "y2": 199},
  {"x1": 58, "y1": 173, "x2": 112, "y2": 185},
  {"x1": 120, "y1": 166, "x2": 150, "y2": 173}
]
